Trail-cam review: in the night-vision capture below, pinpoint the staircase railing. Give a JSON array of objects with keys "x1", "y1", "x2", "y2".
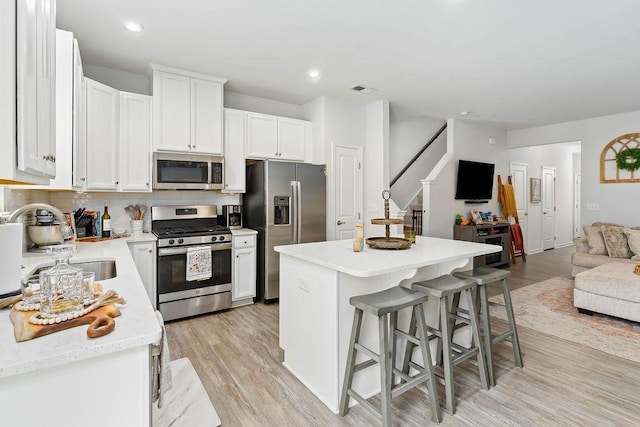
[
  {"x1": 412, "y1": 209, "x2": 423, "y2": 235},
  {"x1": 390, "y1": 122, "x2": 447, "y2": 187}
]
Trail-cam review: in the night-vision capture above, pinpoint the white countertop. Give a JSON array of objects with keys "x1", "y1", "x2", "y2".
[
  {"x1": 231, "y1": 228, "x2": 257, "y2": 236},
  {"x1": 0, "y1": 236, "x2": 161, "y2": 379},
  {"x1": 119, "y1": 232, "x2": 158, "y2": 243},
  {"x1": 275, "y1": 236, "x2": 501, "y2": 277}
]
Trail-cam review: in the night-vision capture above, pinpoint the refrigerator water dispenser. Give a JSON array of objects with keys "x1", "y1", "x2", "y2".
[{"x1": 274, "y1": 196, "x2": 290, "y2": 225}]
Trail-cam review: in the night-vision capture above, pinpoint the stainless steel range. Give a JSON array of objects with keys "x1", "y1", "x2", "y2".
[{"x1": 152, "y1": 205, "x2": 232, "y2": 321}]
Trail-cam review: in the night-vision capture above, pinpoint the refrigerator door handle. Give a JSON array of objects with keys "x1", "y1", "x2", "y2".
[
  {"x1": 291, "y1": 180, "x2": 298, "y2": 243},
  {"x1": 296, "y1": 180, "x2": 302, "y2": 244}
]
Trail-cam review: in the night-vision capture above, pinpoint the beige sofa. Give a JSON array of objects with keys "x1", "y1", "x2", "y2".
[
  {"x1": 571, "y1": 222, "x2": 640, "y2": 277},
  {"x1": 571, "y1": 238, "x2": 637, "y2": 276}
]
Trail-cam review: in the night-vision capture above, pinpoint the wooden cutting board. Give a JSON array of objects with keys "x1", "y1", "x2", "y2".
[
  {"x1": 76, "y1": 234, "x2": 130, "y2": 242},
  {"x1": 10, "y1": 304, "x2": 121, "y2": 342}
]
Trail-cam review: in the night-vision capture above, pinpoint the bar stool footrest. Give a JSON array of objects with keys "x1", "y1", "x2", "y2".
[
  {"x1": 353, "y1": 358, "x2": 378, "y2": 374},
  {"x1": 347, "y1": 390, "x2": 381, "y2": 419}
]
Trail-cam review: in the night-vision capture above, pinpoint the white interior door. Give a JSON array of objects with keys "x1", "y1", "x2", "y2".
[
  {"x1": 334, "y1": 145, "x2": 362, "y2": 240},
  {"x1": 510, "y1": 162, "x2": 528, "y2": 252},
  {"x1": 542, "y1": 166, "x2": 556, "y2": 250}
]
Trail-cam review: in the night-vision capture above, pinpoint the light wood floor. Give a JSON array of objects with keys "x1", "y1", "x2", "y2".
[{"x1": 165, "y1": 246, "x2": 640, "y2": 426}]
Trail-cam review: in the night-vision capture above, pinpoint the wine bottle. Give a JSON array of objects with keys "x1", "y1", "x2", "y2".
[{"x1": 101, "y1": 203, "x2": 111, "y2": 238}]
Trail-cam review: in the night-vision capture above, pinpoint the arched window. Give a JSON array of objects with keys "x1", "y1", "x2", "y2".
[{"x1": 600, "y1": 133, "x2": 640, "y2": 183}]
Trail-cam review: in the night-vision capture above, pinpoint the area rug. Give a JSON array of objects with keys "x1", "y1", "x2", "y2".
[{"x1": 489, "y1": 275, "x2": 640, "y2": 363}]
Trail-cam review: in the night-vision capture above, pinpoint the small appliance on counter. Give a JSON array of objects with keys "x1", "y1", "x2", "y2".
[
  {"x1": 0, "y1": 223, "x2": 23, "y2": 298},
  {"x1": 221, "y1": 205, "x2": 242, "y2": 230},
  {"x1": 26, "y1": 209, "x2": 67, "y2": 252}
]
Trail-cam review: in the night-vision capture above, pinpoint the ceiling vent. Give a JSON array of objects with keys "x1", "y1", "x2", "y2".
[{"x1": 351, "y1": 85, "x2": 376, "y2": 94}]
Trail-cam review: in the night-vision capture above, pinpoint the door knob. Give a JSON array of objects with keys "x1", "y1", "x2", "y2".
[{"x1": 337, "y1": 220, "x2": 345, "y2": 225}]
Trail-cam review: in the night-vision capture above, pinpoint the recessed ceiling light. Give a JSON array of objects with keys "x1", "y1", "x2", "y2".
[
  {"x1": 124, "y1": 21, "x2": 144, "y2": 33},
  {"x1": 460, "y1": 111, "x2": 470, "y2": 116},
  {"x1": 307, "y1": 69, "x2": 320, "y2": 79}
]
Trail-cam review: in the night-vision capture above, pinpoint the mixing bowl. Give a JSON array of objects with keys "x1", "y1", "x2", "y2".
[{"x1": 27, "y1": 225, "x2": 63, "y2": 246}]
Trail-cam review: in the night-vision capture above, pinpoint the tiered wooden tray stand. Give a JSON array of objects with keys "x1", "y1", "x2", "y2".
[{"x1": 366, "y1": 191, "x2": 411, "y2": 250}]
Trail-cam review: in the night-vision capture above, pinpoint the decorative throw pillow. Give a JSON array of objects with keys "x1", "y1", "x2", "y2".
[
  {"x1": 624, "y1": 228, "x2": 640, "y2": 260},
  {"x1": 583, "y1": 225, "x2": 608, "y2": 255},
  {"x1": 601, "y1": 225, "x2": 632, "y2": 258}
]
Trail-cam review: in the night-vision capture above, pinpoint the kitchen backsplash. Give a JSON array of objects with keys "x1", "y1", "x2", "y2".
[{"x1": 4, "y1": 189, "x2": 241, "y2": 233}]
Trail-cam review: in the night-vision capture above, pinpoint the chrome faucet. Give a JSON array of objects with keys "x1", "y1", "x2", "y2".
[{"x1": 7, "y1": 203, "x2": 73, "y2": 239}]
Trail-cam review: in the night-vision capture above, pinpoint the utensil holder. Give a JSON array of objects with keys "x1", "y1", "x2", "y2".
[{"x1": 131, "y1": 220, "x2": 143, "y2": 234}]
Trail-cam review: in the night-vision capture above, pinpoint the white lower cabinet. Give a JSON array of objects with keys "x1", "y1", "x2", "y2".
[
  {"x1": 128, "y1": 241, "x2": 157, "y2": 308},
  {"x1": 232, "y1": 233, "x2": 257, "y2": 306}
]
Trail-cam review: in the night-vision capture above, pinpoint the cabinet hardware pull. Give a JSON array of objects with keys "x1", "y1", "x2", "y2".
[
  {"x1": 115, "y1": 181, "x2": 119, "y2": 185},
  {"x1": 148, "y1": 249, "x2": 152, "y2": 253},
  {"x1": 80, "y1": 177, "x2": 86, "y2": 181},
  {"x1": 337, "y1": 220, "x2": 345, "y2": 225}
]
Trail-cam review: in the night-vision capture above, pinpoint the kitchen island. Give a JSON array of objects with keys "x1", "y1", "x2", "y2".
[
  {"x1": 0, "y1": 236, "x2": 161, "y2": 427},
  {"x1": 275, "y1": 236, "x2": 500, "y2": 413}
]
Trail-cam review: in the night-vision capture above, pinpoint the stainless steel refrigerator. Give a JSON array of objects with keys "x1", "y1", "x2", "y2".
[{"x1": 244, "y1": 160, "x2": 326, "y2": 302}]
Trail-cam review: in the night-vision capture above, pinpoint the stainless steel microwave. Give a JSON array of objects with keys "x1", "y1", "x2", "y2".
[{"x1": 153, "y1": 152, "x2": 224, "y2": 190}]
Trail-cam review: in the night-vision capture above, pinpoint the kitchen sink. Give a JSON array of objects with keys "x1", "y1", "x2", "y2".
[{"x1": 33, "y1": 260, "x2": 117, "y2": 281}]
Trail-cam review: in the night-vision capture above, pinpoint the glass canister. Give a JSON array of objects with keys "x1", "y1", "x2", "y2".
[{"x1": 39, "y1": 245, "x2": 84, "y2": 319}]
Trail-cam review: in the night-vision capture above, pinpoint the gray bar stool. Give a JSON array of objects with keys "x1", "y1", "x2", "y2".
[
  {"x1": 406, "y1": 274, "x2": 489, "y2": 415},
  {"x1": 454, "y1": 267, "x2": 523, "y2": 387},
  {"x1": 339, "y1": 286, "x2": 441, "y2": 426}
]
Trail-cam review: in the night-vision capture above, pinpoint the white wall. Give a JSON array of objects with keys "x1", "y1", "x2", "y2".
[
  {"x1": 508, "y1": 142, "x2": 580, "y2": 253},
  {"x1": 389, "y1": 115, "x2": 446, "y2": 178},
  {"x1": 507, "y1": 110, "x2": 640, "y2": 227},
  {"x1": 363, "y1": 100, "x2": 390, "y2": 238},
  {"x1": 302, "y1": 97, "x2": 326, "y2": 165},
  {"x1": 428, "y1": 119, "x2": 509, "y2": 239},
  {"x1": 312, "y1": 97, "x2": 367, "y2": 240},
  {"x1": 225, "y1": 91, "x2": 303, "y2": 118},
  {"x1": 83, "y1": 64, "x2": 151, "y2": 95}
]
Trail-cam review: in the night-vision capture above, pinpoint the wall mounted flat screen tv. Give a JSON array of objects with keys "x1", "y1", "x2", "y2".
[{"x1": 454, "y1": 160, "x2": 495, "y2": 201}]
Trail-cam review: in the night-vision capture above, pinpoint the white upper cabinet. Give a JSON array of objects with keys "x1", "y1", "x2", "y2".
[
  {"x1": 85, "y1": 78, "x2": 119, "y2": 191},
  {"x1": 277, "y1": 117, "x2": 307, "y2": 161},
  {"x1": 223, "y1": 109, "x2": 246, "y2": 193},
  {"x1": 119, "y1": 93, "x2": 152, "y2": 192},
  {"x1": 153, "y1": 71, "x2": 190, "y2": 152},
  {"x1": 246, "y1": 112, "x2": 309, "y2": 162},
  {"x1": 246, "y1": 112, "x2": 278, "y2": 159},
  {"x1": 83, "y1": 80, "x2": 152, "y2": 193},
  {"x1": 48, "y1": 29, "x2": 73, "y2": 189},
  {"x1": 16, "y1": 0, "x2": 57, "y2": 178},
  {"x1": 151, "y1": 64, "x2": 227, "y2": 155},
  {"x1": 191, "y1": 78, "x2": 224, "y2": 154},
  {"x1": 72, "y1": 39, "x2": 86, "y2": 190}
]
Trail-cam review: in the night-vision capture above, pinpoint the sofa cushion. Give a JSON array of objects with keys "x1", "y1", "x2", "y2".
[
  {"x1": 601, "y1": 225, "x2": 632, "y2": 258},
  {"x1": 583, "y1": 225, "x2": 608, "y2": 255},
  {"x1": 573, "y1": 238, "x2": 590, "y2": 254},
  {"x1": 624, "y1": 228, "x2": 640, "y2": 260},
  {"x1": 571, "y1": 251, "x2": 637, "y2": 269}
]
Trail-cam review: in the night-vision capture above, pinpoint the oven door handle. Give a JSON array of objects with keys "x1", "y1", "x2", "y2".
[{"x1": 158, "y1": 243, "x2": 232, "y2": 256}]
